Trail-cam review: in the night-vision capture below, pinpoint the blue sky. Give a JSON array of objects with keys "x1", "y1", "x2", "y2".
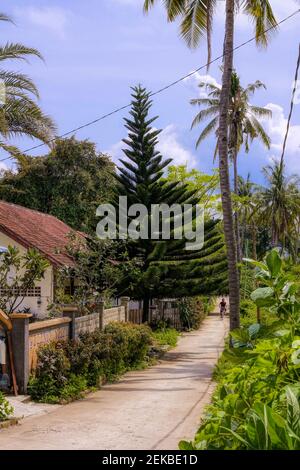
[{"x1": 1, "y1": 0, "x2": 300, "y2": 185}]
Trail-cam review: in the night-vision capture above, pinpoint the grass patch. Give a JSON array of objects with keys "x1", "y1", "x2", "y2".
[{"x1": 152, "y1": 328, "x2": 180, "y2": 349}]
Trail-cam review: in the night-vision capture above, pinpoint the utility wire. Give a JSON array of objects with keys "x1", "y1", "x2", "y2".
[
  {"x1": 280, "y1": 42, "x2": 300, "y2": 168},
  {"x1": 1, "y1": 7, "x2": 300, "y2": 163}
]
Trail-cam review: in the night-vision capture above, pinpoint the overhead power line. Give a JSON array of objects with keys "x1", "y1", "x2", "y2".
[
  {"x1": 280, "y1": 42, "x2": 300, "y2": 167},
  {"x1": 1, "y1": 7, "x2": 300, "y2": 163}
]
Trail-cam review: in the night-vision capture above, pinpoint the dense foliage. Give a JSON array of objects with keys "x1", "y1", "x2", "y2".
[
  {"x1": 50, "y1": 233, "x2": 141, "y2": 314},
  {"x1": 113, "y1": 85, "x2": 227, "y2": 321},
  {"x1": 180, "y1": 250, "x2": 300, "y2": 450},
  {"x1": 28, "y1": 322, "x2": 153, "y2": 403},
  {"x1": 179, "y1": 296, "x2": 214, "y2": 330},
  {"x1": 0, "y1": 137, "x2": 115, "y2": 233}
]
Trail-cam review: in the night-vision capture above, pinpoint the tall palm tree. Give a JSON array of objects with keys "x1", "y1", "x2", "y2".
[
  {"x1": 191, "y1": 71, "x2": 272, "y2": 260},
  {"x1": 257, "y1": 160, "x2": 300, "y2": 251},
  {"x1": 0, "y1": 14, "x2": 55, "y2": 157},
  {"x1": 237, "y1": 174, "x2": 261, "y2": 260},
  {"x1": 144, "y1": 0, "x2": 277, "y2": 330}
]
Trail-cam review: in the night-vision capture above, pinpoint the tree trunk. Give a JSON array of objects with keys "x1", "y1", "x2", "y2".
[
  {"x1": 233, "y1": 148, "x2": 242, "y2": 262},
  {"x1": 256, "y1": 306, "x2": 261, "y2": 324},
  {"x1": 142, "y1": 295, "x2": 149, "y2": 323},
  {"x1": 218, "y1": 0, "x2": 240, "y2": 331},
  {"x1": 240, "y1": 223, "x2": 245, "y2": 258},
  {"x1": 251, "y1": 224, "x2": 257, "y2": 260}
]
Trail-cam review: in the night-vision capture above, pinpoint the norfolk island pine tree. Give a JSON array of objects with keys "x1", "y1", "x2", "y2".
[{"x1": 113, "y1": 85, "x2": 227, "y2": 322}]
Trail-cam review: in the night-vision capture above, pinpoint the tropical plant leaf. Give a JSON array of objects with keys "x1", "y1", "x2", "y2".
[
  {"x1": 250, "y1": 287, "x2": 275, "y2": 307},
  {"x1": 248, "y1": 323, "x2": 261, "y2": 339},
  {"x1": 286, "y1": 387, "x2": 300, "y2": 436},
  {"x1": 266, "y1": 250, "x2": 282, "y2": 278},
  {"x1": 178, "y1": 440, "x2": 195, "y2": 450},
  {"x1": 291, "y1": 349, "x2": 300, "y2": 366}
]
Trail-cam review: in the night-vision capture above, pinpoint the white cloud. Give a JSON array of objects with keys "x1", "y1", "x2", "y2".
[
  {"x1": 106, "y1": 140, "x2": 124, "y2": 165},
  {"x1": 184, "y1": 73, "x2": 221, "y2": 98},
  {"x1": 15, "y1": 6, "x2": 69, "y2": 37},
  {"x1": 261, "y1": 102, "x2": 300, "y2": 171},
  {"x1": 0, "y1": 162, "x2": 8, "y2": 172},
  {"x1": 157, "y1": 124, "x2": 197, "y2": 167},
  {"x1": 107, "y1": 124, "x2": 197, "y2": 168}
]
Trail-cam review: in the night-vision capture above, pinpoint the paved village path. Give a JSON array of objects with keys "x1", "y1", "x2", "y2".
[{"x1": 0, "y1": 311, "x2": 228, "y2": 450}]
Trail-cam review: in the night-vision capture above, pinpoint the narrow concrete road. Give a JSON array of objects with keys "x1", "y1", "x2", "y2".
[{"x1": 0, "y1": 314, "x2": 228, "y2": 450}]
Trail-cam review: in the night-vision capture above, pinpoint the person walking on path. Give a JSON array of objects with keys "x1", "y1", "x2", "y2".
[{"x1": 219, "y1": 298, "x2": 227, "y2": 320}]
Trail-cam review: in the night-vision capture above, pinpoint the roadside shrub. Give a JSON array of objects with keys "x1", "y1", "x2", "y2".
[
  {"x1": 0, "y1": 391, "x2": 13, "y2": 421},
  {"x1": 179, "y1": 296, "x2": 213, "y2": 330},
  {"x1": 28, "y1": 342, "x2": 72, "y2": 403},
  {"x1": 29, "y1": 322, "x2": 152, "y2": 403},
  {"x1": 104, "y1": 322, "x2": 152, "y2": 366},
  {"x1": 240, "y1": 299, "x2": 256, "y2": 318}
]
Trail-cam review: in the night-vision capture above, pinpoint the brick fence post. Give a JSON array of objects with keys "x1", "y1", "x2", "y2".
[
  {"x1": 62, "y1": 305, "x2": 78, "y2": 340},
  {"x1": 10, "y1": 313, "x2": 32, "y2": 394},
  {"x1": 97, "y1": 300, "x2": 105, "y2": 330},
  {"x1": 120, "y1": 297, "x2": 130, "y2": 322}
]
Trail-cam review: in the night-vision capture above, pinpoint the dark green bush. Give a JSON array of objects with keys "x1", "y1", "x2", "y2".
[
  {"x1": 29, "y1": 322, "x2": 152, "y2": 403},
  {"x1": 240, "y1": 299, "x2": 256, "y2": 318},
  {"x1": 179, "y1": 296, "x2": 214, "y2": 330},
  {"x1": 28, "y1": 342, "x2": 71, "y2": 403},
  {"x1": 104, "y1": 322, "x2": 151, "y2": 366}
]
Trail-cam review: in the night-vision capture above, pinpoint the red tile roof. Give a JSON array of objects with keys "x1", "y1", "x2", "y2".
[{"x1": 0, "y1": 201, "x2": 82, "y2": 267}]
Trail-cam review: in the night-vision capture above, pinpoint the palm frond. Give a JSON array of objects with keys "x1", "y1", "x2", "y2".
[
  {"x1": 242, "y1": 0, "x2": 278, "y2": 47},
  {"x1": 0, "y1": 43, "x2": 43, "y2": 62},
  {"x1": 249, "y1": 105, "x2": 272, "y2": 118},
  {"x1": 0, "y1": 13, "x2": 13, "y2": 24},
  {"x1": 249, "y1": 114, "x2": 271, "y2": 149},
  {"x1": 195, "y1": 116, "x2": 218, "y2": 148},
  {"x1": 190, "y1": 97, "x2": 219, "y2": 107},
  {"x1": 191, "y1": 106, "x2": 219, "y2": 129},
  {"x1": 244, "y1": 80, "x2": 266, "y2": 97},
  {"x1": 143, "y1": 0, "x2": 186, "y2": 20},
  {"x1": 0, "y1": 70, "x2": 39, "y2": 98},
  {"x1": 180, "y1": 0, "x2": 217, "y2": 54}
]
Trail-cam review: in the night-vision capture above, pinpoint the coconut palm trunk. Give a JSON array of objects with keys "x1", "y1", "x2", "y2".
[
  {"x1": 218, "y1": 0, "x2": 240, "y2": 330},
  {"x1": 233, "y1": 147, "x2": 242, "y2": 261},
  {"x1": 251, "y1": 224, "x2": 257, "y2": 260}
]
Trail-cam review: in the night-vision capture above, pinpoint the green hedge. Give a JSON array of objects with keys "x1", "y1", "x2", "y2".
[
  {"x1": 179, "y1": 296, "x2": 214, "y2": 330},
  {"x1": 28, "y1": 322, "x2": 152, "y2": 403}
]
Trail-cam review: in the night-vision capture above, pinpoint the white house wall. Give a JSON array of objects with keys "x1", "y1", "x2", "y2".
[{"x1": 0, "y1": 231, "x2": 54, "y2": 318}]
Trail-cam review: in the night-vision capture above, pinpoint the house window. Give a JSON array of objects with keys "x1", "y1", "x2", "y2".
[
  {"x1": 64, "y1": 285, "x2": 72, "y2": 296},
  {"x1": 0, "y1": 287, "x2": 42, "y2": 297},
  {"x1": 64, "y1": 278, "x2": 75, "y2": 296}
]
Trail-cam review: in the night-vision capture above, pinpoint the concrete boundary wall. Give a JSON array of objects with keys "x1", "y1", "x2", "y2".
[{"x1": 10, "y1": 297, "x2": 130, "y2": 393}]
